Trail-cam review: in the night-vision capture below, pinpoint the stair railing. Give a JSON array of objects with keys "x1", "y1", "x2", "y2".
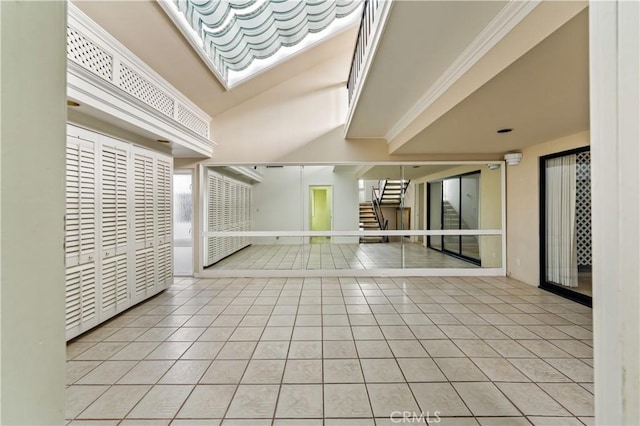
[
  {"x1": 371, "y1": 185, "x2": 389, "y2": 242},
  {"x1": 378, "y1": 179, "x2": 387, "y2": 200}
]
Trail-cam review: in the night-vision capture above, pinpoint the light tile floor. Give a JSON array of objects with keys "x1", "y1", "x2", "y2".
[
  {"x1": 208, "y1": 242, "x2": 478, "y2": 270},
  {"x1": 67, "y1": 276, "x2": 594, "y2": 425}
]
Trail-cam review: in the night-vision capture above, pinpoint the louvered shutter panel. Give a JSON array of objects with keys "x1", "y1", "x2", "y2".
[
  {"x1": 157, "y1": 242, "x2": 172, "y2": 287},
  {"x1": 156, "y1": 154, "x2": 172, "y2": 288},
  {"x1": 206, "y1": 171, "x2": 221, "y2": 266},
  {"x1": 65, "y1": 130, "x2": 99, "y2": 340},
  {"x1": 204, "y1": 171, "x2": 252, "y2": 266},
  {"x1": 79, "y1": 145, "x2": 97, "y2": 263},
  {"x1": 134, "y1": 151, "x2": 155, "y2": 250},
  {"x1": 101, "y1": 141, "x2": 129, "y2": 258},
  {"x1": 100, "y1": 139, "x2": 130, "y2": 318},
  {"x1": 156, "y1": 157, "x2": 172, "y2": 244},
  {"x1": 132, "y1": 149, "x2": 156, "y2": 301},
  {"x1": 65, "y1": 142, "x2": 81, "y2": 264},
  {"x1": 66, "y1": 136, "x2": 97, "y2": 266},
  {"x1": 65, "y1": 257, "x2": 98, "y2": 336},
  {"x1": 66, "y1": 125, "x2": 176, "y2": 340},
  {"x1": 102, "y1": 254, "x2": 128, "y2": 316}
]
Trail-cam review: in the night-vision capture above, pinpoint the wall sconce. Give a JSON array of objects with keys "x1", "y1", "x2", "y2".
[{"x1": 504, "y1": 152, "x2": 523, "y2": 166}]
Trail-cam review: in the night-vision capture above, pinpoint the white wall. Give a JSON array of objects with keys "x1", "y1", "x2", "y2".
[
  {"x1": 0, "y1": 1, "x2": 67, "y2": 423},
  {"x1": 251, "y1": 166, "x2": 359, "y2": 244},
  {"x1": 590, "y1": 2, "x2": 640, "y2": 423}
]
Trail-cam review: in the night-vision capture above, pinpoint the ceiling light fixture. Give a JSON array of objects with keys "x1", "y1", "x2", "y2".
[
  {"x1": 497, "y1": 128, "x2": 513, "y2": 134},
  {"x1": 504, "y1": 152, "x2": 523, "y2": 166}
]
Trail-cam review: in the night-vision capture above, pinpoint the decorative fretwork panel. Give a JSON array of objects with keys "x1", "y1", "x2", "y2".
[
  {"x1": 118, "y1": 64, "x2": 175, "y2": 117},
  {"x1": 177, "y1": 103, "x2": 209, "y2": 138},
  {"x1": 67, "y1": 27, "x2": 113, "y2": 81},
  {"x1": 576, "y1": 151, "x2": 592, "y2": 267}
]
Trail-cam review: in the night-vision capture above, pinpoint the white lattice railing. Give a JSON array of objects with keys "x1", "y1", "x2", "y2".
[{"x1": 67, "y1": 5, "x2": 211, "y2": 140}]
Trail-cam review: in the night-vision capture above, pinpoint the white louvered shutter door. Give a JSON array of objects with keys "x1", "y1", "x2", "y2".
[
  {"x1": 100, "y1": 139, "x2": 130, "y2": 317},
  {"x1": 223, "y1": 178, "x2": 232, "y2": 255},
  {"x1": 156, "y1": 154, "x2": 172, "y2": 288},
  {"x1": 133, "y1": 149, "x2": 156, "y2": 302},
  {"x1": 206, "y1": 171, "x2": 223, "y2": 266},
  {"x1": 65, "y1": 142, "x2": 81, "y2": 266},
  {"x1": 65, "y1": 129, "x2": 99, "y2": 339}
]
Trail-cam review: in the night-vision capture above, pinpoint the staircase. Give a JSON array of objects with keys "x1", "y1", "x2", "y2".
[
  {"x1": 359, "y1": 202, "x2": 384, "y2": 243},
  {"x1": 379, "y1": 179, "x2": 410, "y2": 205},
  {"x1": 442, "y1": 201, "x2": 479, "y2": 258}
]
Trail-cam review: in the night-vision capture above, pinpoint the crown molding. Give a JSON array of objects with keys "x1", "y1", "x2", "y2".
[{"x1": 385, "y1": 0, "x2": 540, "y2": 143}]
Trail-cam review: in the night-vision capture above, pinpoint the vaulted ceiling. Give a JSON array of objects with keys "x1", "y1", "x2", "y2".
[{"x1": 73, "y1": 0, "x2": 589, "y2": 158}]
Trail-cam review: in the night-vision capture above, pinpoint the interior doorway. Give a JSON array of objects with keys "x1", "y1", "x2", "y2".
[
  {"x1": 309, "y1": 185, "x2": 332, "y2": 243},
  {"x1": 173, "y1": 170, "x2": 193, "y2": 276}
]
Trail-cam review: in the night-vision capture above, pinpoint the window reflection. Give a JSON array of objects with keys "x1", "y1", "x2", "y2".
[{"x1": 203, "y1": 164, "x2": 503, "y2": 271}]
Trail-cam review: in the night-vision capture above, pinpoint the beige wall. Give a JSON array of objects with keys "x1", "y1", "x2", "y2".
[
  {"x1": 209, "y1": 53, "x2": 502, "y2": 164},
  {"x1": 506, "y1": 131, "x2": 590, "y2": 285},
  {"x1": 1, "y1": 1, "x2": 67, "y2": 423}
]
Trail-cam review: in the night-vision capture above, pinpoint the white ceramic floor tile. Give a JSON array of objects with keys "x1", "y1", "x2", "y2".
[
  {"x1": 66, "y1": 385, "x2": 109, "y2": 419},
  {"x1": 453, "y1": 382, "x2": 519, "y2": 416},
  {"x1": 177, "y1": 385, "x2": 236, "y2": 418},
  {"x1": 410, "y1": 382, "x2": 471, "y2": 416},
  {"x1": 127, "y1": 385, "x2": 193, "y2": 419},
  {"x1": 496, "y1": 383, "x2": 571, "y2": 416},
  {"x1": 66, "y1": 276, "x2": 593, "y2": 424},
  {"x1": 158, "y1": 360, "x2": 210, "y2": 384},
  {"x1": 366, "y1": 383, "x2": 420, "y2": 417},
  {"x1": 323, "y1": 384, "x2": 372, "y2": 418},
  {"x1": 226, "y1": 385, "x2": 280, "y2": 419},
  {"x1": 77, "y1": 385, "x2": 150, "y2": 419},
  {"x1": 275, "y1": 384, "x2": 323, "y2": 418},
  {"x1": 282, "y1": 359, "x2": 322, "y2": 383}
]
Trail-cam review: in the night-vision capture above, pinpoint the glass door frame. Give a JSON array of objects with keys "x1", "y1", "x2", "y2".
[
  {"x1": 173, "y1": 169, "x2": 194, "y2": 276},
  {"x1": 539, "y1": 146, "x2": 592, "y2": 307},
  {"x1": 427, "y1": 170, "x2": 482, "y2": 266}
]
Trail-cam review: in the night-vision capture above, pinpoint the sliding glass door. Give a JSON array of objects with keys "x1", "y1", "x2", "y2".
[
  {"x1": 428, "y1": 182, "x2": 443, "y2": 250},
  {"x1": 540, "y1": 147, "x2": 592, "y2": 305},
  {"x1": 428, "y1": 171, "x2": 481, "y2": 265}
]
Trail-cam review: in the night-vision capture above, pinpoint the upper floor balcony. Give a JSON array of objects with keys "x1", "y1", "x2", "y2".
[{"x1": 344, "y1": 0, "x2": 589, "y2": 158}]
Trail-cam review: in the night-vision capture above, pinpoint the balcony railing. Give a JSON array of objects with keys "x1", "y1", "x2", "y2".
[
  {"x1": 347, "y1": 0, "x2": 391, "y2": 105},
  {"x1": 67, "y1": 3, "x2": 212, "y2": 142}
]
